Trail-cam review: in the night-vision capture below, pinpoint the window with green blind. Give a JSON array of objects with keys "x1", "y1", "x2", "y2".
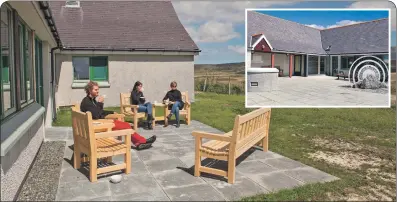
[
  {"x1": 2, "y1": 56, "x2": 9, "y2": 83},
  {"x1": 73, "y1": 56, "x2": 108, "y2": 81}
]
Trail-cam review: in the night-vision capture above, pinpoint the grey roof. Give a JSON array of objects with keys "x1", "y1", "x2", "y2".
[
  {"x1": 250, "y1": 34, "x2": 262, "y2": 47},
  {"x1": 247, "y1": 11, "x2": 389, "y2": 55},
  {"x1": 247, "y1": 11, "x2": 326, "y2": 54},
  {"x1": 321, "y1": 18, "x2": 388, "y2": 54},
  {"x1": 49, "y1": 1, "x2": 199, "y2": 51}
]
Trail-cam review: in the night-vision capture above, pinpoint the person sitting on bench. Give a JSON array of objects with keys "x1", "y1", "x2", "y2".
[
  {"x1": 163, "y1": 81, "x2": 184, "y2": 128},
  {"x1": 130, "y1": 81, "x2": 154, "y2": 130},
  {"x1": 80, "y1": 81, "x2": 156, "y2": 150}
]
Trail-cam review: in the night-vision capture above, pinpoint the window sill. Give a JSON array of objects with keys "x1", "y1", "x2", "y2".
[
  {"x1": 1, "y1": 103, "x2": 45, "y2": 156},
  {"x1": 2, "y1": 83, "x2": 10, "y2": 91},
  {"x1": 71, "y1": 81, "x2": 110, "y2": 89}
]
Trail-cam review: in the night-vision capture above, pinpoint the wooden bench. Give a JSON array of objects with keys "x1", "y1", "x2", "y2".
[
  {"x1": 119, "y1": 93, "x2": 154, "y2": 130},
  {"x1": 192, "y1": 108, "x2": 271, "y2": 184},
  {"x1": 334, "y1": 70, "x2": 349, "y2": 80},
  {"x1": 71, "y1": 108, "x2": 132, "y2": 182}
]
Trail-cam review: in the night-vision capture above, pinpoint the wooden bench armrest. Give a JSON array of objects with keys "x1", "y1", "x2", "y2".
[
  {"x1": 185, "y1": 101, "x2": 191, "y2": 106},
  {"x1": 104, "y1": 113, "x2": 125, "y2": 120},
  {"x1": 94, "y1": 122, "x2": 114, "y2": 131},
  {"x1": 192, "y1": 131, "x2": 232, "y2": 142},
  {"x1": 96, "y1": 119, "x2": 114, "y2": 123},
  {"x1": 121, "y1": 104, "x2": 139, "y2": 108},
  {"x1": 95, "y1": 129, "x2": 134, "y2": 139}
]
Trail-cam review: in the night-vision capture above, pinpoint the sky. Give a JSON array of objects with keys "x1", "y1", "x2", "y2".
[{"x1": 171, "y1": 1, "x2": 396, "y2": 64}]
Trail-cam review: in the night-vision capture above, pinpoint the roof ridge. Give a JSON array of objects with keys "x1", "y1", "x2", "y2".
[
  {"x1": 321, "y1": 18, "x2": 388, "y2": 30},
  {"x1": 252, "y1": 11, "x2": 322, "y2": 31}
]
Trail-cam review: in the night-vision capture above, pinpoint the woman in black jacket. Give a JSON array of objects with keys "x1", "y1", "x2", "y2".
[
  {"x1": 131, "y1": 81, "x2": 154, "y2": 129},
  {"x1": 163, "y1": 81, "x2": 184, "y2": 128}
]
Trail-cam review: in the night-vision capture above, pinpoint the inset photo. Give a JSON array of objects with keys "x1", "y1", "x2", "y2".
[{"x1": 245, "y1": 9, "x2": 393, "y2": 108}]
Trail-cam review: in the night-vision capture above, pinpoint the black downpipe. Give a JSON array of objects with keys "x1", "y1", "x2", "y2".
[{"x1": 50, "y1": 47, "x2": 60, "y2": 121}]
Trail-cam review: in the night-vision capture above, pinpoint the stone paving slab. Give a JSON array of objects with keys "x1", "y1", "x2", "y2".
[
  {"x1": 247, "y1": 76, "x2": 389, "y2": 107},
  {"x1": 43, "y1": 120, "x2": 339, "y2": 201}
]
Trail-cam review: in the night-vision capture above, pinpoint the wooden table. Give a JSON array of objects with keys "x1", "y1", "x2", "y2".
[{"x1": 152, "y1": 102, "x2": 169, "y2": 126}]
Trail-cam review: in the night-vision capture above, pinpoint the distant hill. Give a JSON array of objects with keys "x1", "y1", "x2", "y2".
[{"x1": 194, "y1": 62, "x2": 245, "y2": 73}]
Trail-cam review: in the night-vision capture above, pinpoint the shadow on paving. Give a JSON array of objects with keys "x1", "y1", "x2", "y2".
[{"x1": 176, "y1": 148, "x2": 256, "y2": 183}]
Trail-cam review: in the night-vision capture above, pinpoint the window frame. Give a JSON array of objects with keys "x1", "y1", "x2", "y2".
[
  {"x1": 72, "y1": 56, "x2": 109, "y2": 82},
  {"x1": 1, "y1": 3, "x2": 16, "y2": 119},
  {"x1": 1, "y1": 4, "x2": 38, "y2": 121},
  {"x1": 64, "y1": 1, "x2": 80, "y2": 8}
]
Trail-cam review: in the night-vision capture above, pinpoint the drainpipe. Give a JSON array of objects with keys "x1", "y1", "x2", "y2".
[{"x1": 51, "y1": 46, "x2": 60, "y2": 121}]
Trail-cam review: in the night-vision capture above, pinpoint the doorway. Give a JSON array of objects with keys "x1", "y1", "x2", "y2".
[{"x1": 294, "y1": 55, "x2": 302, "y2": 76}]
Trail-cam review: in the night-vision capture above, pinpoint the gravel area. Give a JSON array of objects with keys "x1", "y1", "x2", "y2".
[
  {"x1": 16, "y1": 141, "x2": 66, "y2": 201},
  {"x1": 339, "y1": 85, "x2": 389, "y2": 94}
]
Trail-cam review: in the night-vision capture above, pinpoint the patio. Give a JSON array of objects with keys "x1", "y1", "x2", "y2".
[
  {"x1": 247, "y1": 76, "x2": 389, "y2": 107},
  {"x1": 18, "y1": 121, "x2": 338, "y2": 201}
]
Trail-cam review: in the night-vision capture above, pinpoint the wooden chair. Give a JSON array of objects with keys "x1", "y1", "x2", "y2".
[
  {"x1": 164, "y1": 91, "x2": 191, "y2": 126},
  {"x1": 119, "y1": 93, "x2": 154, "y2": 130},
  {"x1": 192, "y1": 108, "x2": 271, "y2": 184},
  {"x1": 71, "y1": 108, "x2": 132, "y2": 182}
]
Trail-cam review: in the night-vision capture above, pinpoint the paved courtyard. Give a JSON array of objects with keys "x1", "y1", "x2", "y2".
[
  {"x1": 247, "y1": 76, "x2": 389, "y2": 107},
  {"x1": 40, "y1": 121, "x2": 338, "y2": 201}
]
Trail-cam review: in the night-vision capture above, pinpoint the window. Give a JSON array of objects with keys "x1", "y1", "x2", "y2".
[
  {"x1": 1, "y1": 3, "x2": 38, "y2": 121},
  {"x1": 65, "y1": 1, "x2": 80, "y2": 8},
  {"x1": 17, "y1": 22, "x2": 34, "y2": 105},
  {"x1": 331, "y1": 56, "x2": 338, "y2": 75},
  {"x1": 308, "y1": 55, "x2": 319, "y2": 75},
  {"x1": 73, "y1": 56, "x2": 108, "y2": 81},
  {"x1": 1, "y1": 4, "x2": 16, "y2": 117}
]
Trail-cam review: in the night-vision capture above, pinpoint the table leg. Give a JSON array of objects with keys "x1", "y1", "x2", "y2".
[
  {"x1": 152, "y1": 105, "x2": 156, "y2": 126},
  {"x1": 164, "y1": 106, "x2": 168, "y2": 126}
]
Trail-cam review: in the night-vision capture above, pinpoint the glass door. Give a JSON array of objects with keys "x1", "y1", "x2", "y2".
[
  {"x1": 294, "y1": 55, "x2": 301, "y2": 76},
  {"x1": 35, "y1": 37, "x2": 43, "y2": 106}
]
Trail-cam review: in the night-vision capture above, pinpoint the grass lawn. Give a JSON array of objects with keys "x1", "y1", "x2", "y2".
[{"x1": 53, "y1": 93, "x2": 396, "y2": 201}]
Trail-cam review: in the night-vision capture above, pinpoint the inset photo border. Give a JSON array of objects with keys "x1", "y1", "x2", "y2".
[{"x1": 245, "y1": 8, "x2": 392, "y2": 108}]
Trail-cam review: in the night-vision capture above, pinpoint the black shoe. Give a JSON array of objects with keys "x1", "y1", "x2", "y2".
[
  {"x1": 176, "y1": 121, "x2": 180, "y2": 128},
  {"x1": 147, "y1": 122, "x2": 153, "y2": 130},
  {"x1": 136, "y1": 143, "x2": 152, "y2": 150},
  {"x1": 146, "y1": 135, "x2": 156, "y2": 144}
]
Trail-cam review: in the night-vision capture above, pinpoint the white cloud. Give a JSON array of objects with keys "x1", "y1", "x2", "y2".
[
  {"x1": 348, "y1": 1, "x2": 396, "y2": 30},
  {"x1": 305, "y1": 20, "x2": 362, "y2": 29},
  {"x1": 185, "y1": 21, "x2": 240, "y2": 43},
  {"x1": 173, "y1": 1, "x2": 296, "y2": 25},
  {"x1": 228, "y1": 45, "x2": 245, "y2": 55}
]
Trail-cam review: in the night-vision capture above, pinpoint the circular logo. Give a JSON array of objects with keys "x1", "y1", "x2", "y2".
[{"x1": 348, "y1": 56, "x2": 389, "y2": 86}]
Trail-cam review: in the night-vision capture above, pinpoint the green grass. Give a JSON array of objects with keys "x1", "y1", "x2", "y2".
[{"x1": 53, "y1": 93, "x2": 396, "y2": 200}]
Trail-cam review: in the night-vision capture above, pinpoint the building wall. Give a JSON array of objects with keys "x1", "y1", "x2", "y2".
[
  {"x1": 253, "y1": 38, "x2": 272, "y2": 52},
  {"x1": 274, "y1": 53, "x2": 289, "y2": 76},
  {"x1": 251, "y1": 52, "x2": 271, "y2": 68},
  {"x1": 55, "y1": 54, "x2": 195, "y2": 107},
  {"x1": 41, "y1": 42, "x2": 53, "y2": 127},
  {"x1": 1, "y1": 114, "x2": 44, "y2": 201},
  {"x1": 1, "y1": 2, "x2": 57, "y2": 200}
]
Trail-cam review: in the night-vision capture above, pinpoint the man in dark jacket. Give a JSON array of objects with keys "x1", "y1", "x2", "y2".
[
  {"x1": 163, "y1": 81, "x2": 184, "y2": 128},
  {"x1": 80, "y1": 81, "x2": 156, "y2": 150}
]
